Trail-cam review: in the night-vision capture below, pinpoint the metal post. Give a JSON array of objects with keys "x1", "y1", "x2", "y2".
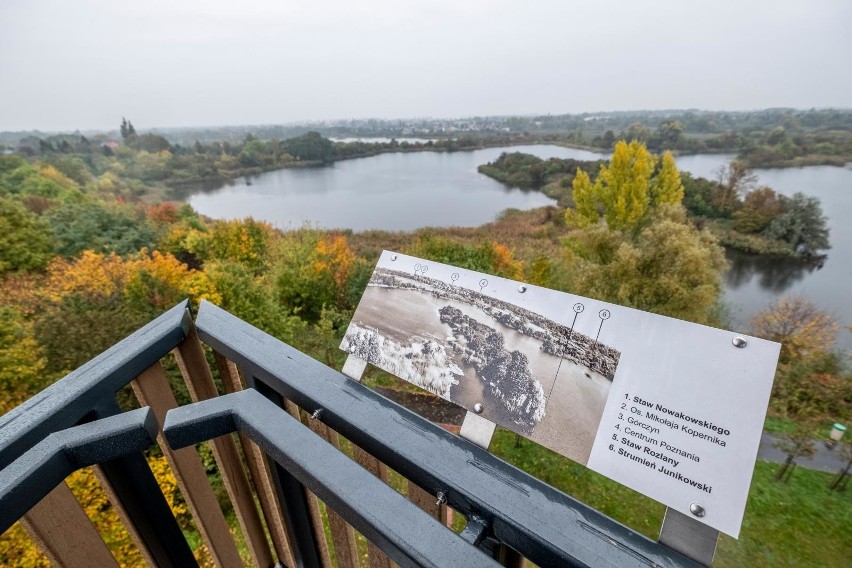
[
  {"x1": 91, "y1": 401, "x2": 198, "y2": 568},
  {"x1": 659, "y1": 507, "x2": 719, "y2": 567},
  {"x1": 251, "y1": 377, "x2": 322, "y2": 568}
]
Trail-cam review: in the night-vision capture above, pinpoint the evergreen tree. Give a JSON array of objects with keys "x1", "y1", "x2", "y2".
[
  {"x1": 120, "y1": 117, "x2": 137, "y2": 140},
  {"x1": 765, "y1": 193, "x2": 831, "y2": 257}
]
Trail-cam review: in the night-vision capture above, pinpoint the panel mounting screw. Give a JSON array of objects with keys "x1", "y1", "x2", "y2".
[
  {"x1": 310, "y1": 409, "x2": 323, "y2": 420},
  {"x1": 473, "y1": 403, "x2": 483, "y2": 414},
  {"x1": 689, "y1": 502, "x2": 705, "y2": 518},
  {"x1": 391, "y1": 254, "x2": 398, "y2": 261},
  {"x1": 732, "y1": 336, "x2": 748, "y2": 348},
  {"x1": 435, "y1": 491, "x2": 447, "y2": 506},
  {"x1": 518, "y1": 285, "x2": 527, "y2": 293}
]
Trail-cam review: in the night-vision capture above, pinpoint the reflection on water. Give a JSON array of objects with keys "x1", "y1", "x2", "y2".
[
  {"x1": 185, "y1": 145, "x2": 578, "y2": 231},
  {"x1": 725, "y1": 250, "x2": 820, "y2": 293},
  {"x1": 182, "y1": 145, "x2": 851, "y2": 349},
  {"x1": 722, "y1": 164, "x2": 852, "y2": 351}
]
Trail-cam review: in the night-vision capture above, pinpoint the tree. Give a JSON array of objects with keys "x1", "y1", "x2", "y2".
[
  {"x1": 768, "y1": 351, "x2": 850, "y2": 420},
  {"x1": 313, "y1": 234, "x2": 359, "y2": 306},
  {"x1": 238, "y1": 139, "x2": 268, "y2": 168},
  {"x1": 623, "y1": 122, "x2": 651, "y2": 143},
  {"x1": 766, "y1": 126, "x2": 789, "y2": 146},
  {"x1": 0, "y1": 154, "x2": 26, "y2": 175},
  {"x1": 0, "y1": 307, "x2": 48, "y2": 413},
  {"x1": 732, "y1": 187, "x2": 785, "y2": 233},
  {"x1": 205, "y1": 260, "x2": 303, "y2": 342},
  {"x1": 828, "y1": 442, "x2": 852, "y2": 491},
  {"x1": 568, "y1": 141, "x2": 654, "y2": 231},
  {"x1": 205, "y1": 218, "x2": 274, "y2": 275},
  {"x1": 598, "y1": 140, "x2": 654, "y2": 230},
  {"x1": 491, "y1": 242, "x2": 524, "y2": 280},
  {"x1": 712, "y1": 162, "x2": 757, "y2": 215},
  {"x1": 568, "y1": 141, "x2": 684, "y2": 232},
  {"x1": 275, "y1": 230, "x2": 361, "y2": 321},
  {"x1": 650, "y1": 151, "x2": 684, "y2": 206},
  {"x1": 765, "y1": 192, "x2": 830, "y2": 257},
  {"x1": 773, "y1": 419, "x2": 817, "y2": 483},
  {"x1": 129, "y1": 133, "x2": 170, "y2": 153},
  {"x1": 564, "y1": 143, "x2": 726, "y2": 323},
  {"x1": 43, "y1": 155, "x2": 93, "y2": 186},
  {"x1": 0, "y1": 197, "x2": 54, "y2": 273},
  {"x1": 566, "y1": 210, "x2": 727, "y2": 323},
  {"x1": 281, "y1": 132, "x2": 335, "y2": 163},
  {"x1": 750, "y1": 296, "x2": 839, "y2": 363},
  {"x1": 656, "y1": 120, "x2": 685, "y2": 149},
  {"x1": 568, "y1": 169, "x2": 597, "y2": 228},
  {"x1": 681, "y1": 172, "x2": 729, "y2": 218},
  {"x1": 46, "y1": 201, "x2": 156, "y2": 258},
  {"x1": 34, "y1": 250, "x2": 220, "y2": 374},
  {"x1": 120, "y1": 117, "x2": 137, "y2": 140}
]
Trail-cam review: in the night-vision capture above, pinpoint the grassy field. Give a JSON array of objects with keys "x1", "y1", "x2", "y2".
[
  {"x1": 763, "y1": 414, "x2": 839, "y2": 438},
  {"x1": 489, "y1": 429, "x2": 852, "y2": 567}
]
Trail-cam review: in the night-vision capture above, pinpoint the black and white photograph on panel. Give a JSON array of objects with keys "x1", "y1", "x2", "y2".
[{"x1": 341, "y1": 252, "x2": 621, "y2": 465}]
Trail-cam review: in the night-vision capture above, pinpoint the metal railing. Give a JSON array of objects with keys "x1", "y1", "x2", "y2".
[{"x1": 0, "y1": 301, "x2": 703, "y2": 567}]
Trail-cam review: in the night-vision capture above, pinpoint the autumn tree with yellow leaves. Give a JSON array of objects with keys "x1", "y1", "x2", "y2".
[
  {"x1": 751, "y1": 296, "x2": 850, "y2": 427},
  {"x1": 568, "y1": 140, "x2": 684, "y2": 231},
  {"x1": 750, "y1": 296, "x2": 839, "y2": 365},
  {"x1": 564, "y1": 141, "x2": 725, "y2": 324}
]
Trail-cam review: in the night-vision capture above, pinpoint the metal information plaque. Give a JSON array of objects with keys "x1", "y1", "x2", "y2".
[{"x1": 341, "y1": 251, "x2": 780, "y2": 537}]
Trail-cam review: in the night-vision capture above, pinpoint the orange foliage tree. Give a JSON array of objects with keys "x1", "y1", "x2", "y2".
[
  {"x1": 206, "y1": 218, "x2": 274, "y2": 275},
  {"x1": 314, "y1": 234, "x2": 358, "y2": 303},
  {"x1": 490, "y1": 241, "x2": 524, "y2": 280},
  {"x1": 750, "y1": 295, "x2": 839, "y2": 364},
  {"x1": 276, "y1": 231, "x2": 363, "y2": 320}
]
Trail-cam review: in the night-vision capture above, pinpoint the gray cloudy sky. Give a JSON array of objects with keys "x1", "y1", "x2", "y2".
[{"x1": 1, "y1": 0, "x2": 850, "y2": 131}]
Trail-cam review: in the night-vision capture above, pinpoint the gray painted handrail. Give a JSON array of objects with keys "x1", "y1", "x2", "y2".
[
  {"x1": 194, "y1": 300, "x2": 700, "y2": 568},
  {"x1": 164, "y1": 389, "x2": 501, "y2": 568},
  {"x1": 0, "y1": 407, "x2": 158, "y2": 532},
  {"x1": 0, "y1": 301, "x2": 190, "y2": 470}
]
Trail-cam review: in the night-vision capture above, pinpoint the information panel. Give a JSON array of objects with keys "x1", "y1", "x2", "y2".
[{"x1": 341, "y1": 251, "x2": 780, "y2": 536}]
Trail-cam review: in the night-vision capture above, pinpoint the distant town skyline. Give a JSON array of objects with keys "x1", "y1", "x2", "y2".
[
  {"x1": 2, "y1": 0, "x2": 850, "y2": 131},
  {"x1": 3, "y1": 108, "x2": 851, "y2": 137}
]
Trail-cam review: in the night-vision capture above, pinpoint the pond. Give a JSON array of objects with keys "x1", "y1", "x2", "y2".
[{"x1": 187, "y1": 145, "x2": 851, "y2": 349}]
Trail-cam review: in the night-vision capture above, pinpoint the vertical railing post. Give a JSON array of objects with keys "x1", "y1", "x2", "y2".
[
  {"x1": 131, "y1": 361, "x2": 244, "y2": 568},
  {"x1": 175, "y1": 324, "x2": 277, "y2": 568},
  {"x1": 251, "y1": 377, "x2": 323, "y2": 568},
  {"x1": 20, "y1": 482, "x2": 119, "y2": 568},
  {"x1": 214, "y1": 352, "x2": 295, "y2": 567},
  {"x1": 90, "y1": 400, "x2": 198, "y2": 568},
  {"x1": 303, "y1": 416, "x2": 360, "y2": 568},
  {"x1": 659, "y1": 507, "x2": 719, "y2": 567},
  {"x1": 457, "y1": 386, "x2": 522, "y2": 567},
  {"x1": 341, "y1": 355, "x2": 393, "y2": 568}
]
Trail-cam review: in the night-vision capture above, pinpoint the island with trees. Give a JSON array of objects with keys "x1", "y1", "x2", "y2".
[{"x1": 479, "y1": 148, "x2": 831, "y2": 260}]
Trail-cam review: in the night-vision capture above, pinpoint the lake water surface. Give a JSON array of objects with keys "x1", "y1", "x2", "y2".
[
  {"x1": 722, "y1": 165, "x2": 852, "y2": 350},
  {"x1": 187, "y1": 145, "x2": 851, "y2": 349}
]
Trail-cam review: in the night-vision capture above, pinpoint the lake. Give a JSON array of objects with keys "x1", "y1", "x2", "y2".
[
  {"x1": 722, "y1": 165, "x2": 852, "y2": 350},
  {"x1": 187, "y1": 144, "x2": 734, "y2": 231},
  {"x1": 187, "y1": 145, "x2": 851, "y2": 349},
  {"x1": 187, "y1": 145, "x2": 608, "y2": 232}
]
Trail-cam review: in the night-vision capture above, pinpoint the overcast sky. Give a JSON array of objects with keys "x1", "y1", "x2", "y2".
[{"x1": 1, "y1": 0, "x2": 850, "y2": 132}]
